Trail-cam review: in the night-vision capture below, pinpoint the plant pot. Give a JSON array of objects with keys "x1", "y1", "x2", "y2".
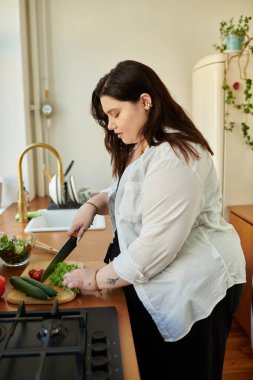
[{"x1": 225, "y1": 34, "x2": 245, "y2": 52}]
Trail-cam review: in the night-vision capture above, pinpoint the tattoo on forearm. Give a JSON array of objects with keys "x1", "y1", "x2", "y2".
[{"x1": 107, "y1": 277, "x2": 119, "y2": 286}]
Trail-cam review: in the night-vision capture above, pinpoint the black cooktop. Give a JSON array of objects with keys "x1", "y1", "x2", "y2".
[{"x1": 0, "y1": 301, "x2": 123, "y2": 380}]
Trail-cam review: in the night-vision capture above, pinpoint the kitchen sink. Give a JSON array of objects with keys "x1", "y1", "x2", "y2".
[{"x1": 24, "y1": 209, "x2": 105, "y2": 232}]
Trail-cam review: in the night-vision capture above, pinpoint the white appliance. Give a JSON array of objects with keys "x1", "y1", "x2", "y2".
[{"x1": 192, "y1": 53, "x2": 253, "y2": 220}]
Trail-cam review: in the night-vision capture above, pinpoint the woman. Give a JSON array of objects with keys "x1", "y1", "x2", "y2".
[{"x1": 63, "y1": 60, "x2": 245, "y2": 380}]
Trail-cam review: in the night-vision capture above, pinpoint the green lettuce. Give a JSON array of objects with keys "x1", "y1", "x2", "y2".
[{"x1": 49, "y1": 262, "x2": 79, "y2": 293}]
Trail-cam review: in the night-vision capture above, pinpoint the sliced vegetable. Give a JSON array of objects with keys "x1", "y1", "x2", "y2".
[
  {"x1": 21, "y1": 276, "x2": 57, "y2": 298},
  {"x1": 10, "y1": 276, "x2": 49, "y2": 300}
]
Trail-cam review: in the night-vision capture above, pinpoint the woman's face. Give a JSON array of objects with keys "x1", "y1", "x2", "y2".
[{"x1": 100, "y1": 95, "x2": 149, "y2": 145}]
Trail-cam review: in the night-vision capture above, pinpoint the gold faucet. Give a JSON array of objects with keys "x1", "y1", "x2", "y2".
[{"x1": 18, "y1": 142, "x2": 64, "y2": 223}]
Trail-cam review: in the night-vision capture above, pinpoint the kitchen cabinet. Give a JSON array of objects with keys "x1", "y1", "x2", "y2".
[
  {"x1": 0, "y1": 197, "x2": 140, "y2": 380},
  {"x1": 229, "y1": 205, "x2": 253, "y2": 338}
]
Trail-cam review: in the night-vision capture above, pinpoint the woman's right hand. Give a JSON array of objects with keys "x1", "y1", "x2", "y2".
[
  {"x1": 68, "y1": 192, "x2": 109, "y2": 241},
  {"x1": 68, "y1": 202, "x2": 96, "y2": 240}
]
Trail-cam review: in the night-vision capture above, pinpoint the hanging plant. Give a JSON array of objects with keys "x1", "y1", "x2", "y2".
[
  {"x1": 214, "y1": 15, "x2": 253, "y2": 150},
  {"x1": 213, "y1": 15, "x2": 253, "y2": 53}
]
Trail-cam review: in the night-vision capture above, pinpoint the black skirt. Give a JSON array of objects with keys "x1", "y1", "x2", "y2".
[{"x1": 104, "y1": 231, "x2": 242, "y2": 380}]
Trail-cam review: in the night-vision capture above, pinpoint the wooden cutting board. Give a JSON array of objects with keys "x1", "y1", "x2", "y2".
[{"x1": 7, "y1": 260, "x2": 83, "y2": 305}]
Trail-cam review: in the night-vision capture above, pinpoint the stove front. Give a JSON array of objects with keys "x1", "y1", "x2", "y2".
[{"x1": 0, "y1": 301, "x2": 123, "y2": 380}]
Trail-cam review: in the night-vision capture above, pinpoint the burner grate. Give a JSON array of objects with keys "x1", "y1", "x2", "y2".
[
  {"x1": 0, "y1": 301, "x2": 87, "y2": 380},
  {"x1": 0, "y1": 301, "x2": 123, "y2": 380}
]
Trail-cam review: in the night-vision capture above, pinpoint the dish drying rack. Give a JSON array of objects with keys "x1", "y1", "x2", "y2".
[{"x1": 48, "y1": 182, "x2": 82, "y2": 210}]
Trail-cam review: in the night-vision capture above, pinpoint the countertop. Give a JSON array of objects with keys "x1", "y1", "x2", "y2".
[
  {"x1": 0, "y1": 196, "x2": 140, "y2": 380},
  {"x1": 229, "y1": 204, "x2": 253, "y2": 225}
]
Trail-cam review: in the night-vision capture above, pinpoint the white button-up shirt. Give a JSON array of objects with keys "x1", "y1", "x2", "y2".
[{"x1": 102, "y1": 142, "x2": 246, "y2": 342}]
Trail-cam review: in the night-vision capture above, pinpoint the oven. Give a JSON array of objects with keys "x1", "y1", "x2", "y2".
[{"x1": 0, "y1": 300, "x2": 123, "y2": 380}]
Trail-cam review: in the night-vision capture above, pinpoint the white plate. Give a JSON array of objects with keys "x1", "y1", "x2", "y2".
[
  {"x1": 69, "y1": 175, "x2": 79, "y2": 204},
  {"x1": 56, "y1": 174, "x2": 65, "y2": 204},
  {"x1": 49, "y1": 175, "x2": 58, "y2": 205},
  {"x1": 68, "y1": 177, "x2": 75, "y2": 203},
  {"x1": 49, "y1": 175, "x2": 64, "y2": 205}
]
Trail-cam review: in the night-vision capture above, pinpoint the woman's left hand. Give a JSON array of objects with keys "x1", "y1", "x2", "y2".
[{"x1": 63, "y1": 268, "x2": 97, "y2": 291}]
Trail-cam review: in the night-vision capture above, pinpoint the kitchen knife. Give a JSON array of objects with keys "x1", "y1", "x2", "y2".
[{"x1": 41, "y1": 234, "x2": 78, "y2": 282}]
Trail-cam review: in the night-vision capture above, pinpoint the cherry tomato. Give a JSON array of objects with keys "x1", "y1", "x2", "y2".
[
  {"x1": 33, "y1": 272, "x2": 42, "y2": 281},
  {"x1": 28, "y1": 269, "x2": 36, "y2": 277},
  {"x1": 28, "y1": 269, "x2": 44, "y2": 281}
]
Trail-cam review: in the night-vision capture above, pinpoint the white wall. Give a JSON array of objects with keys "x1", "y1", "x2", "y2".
[
  {"x1": 0, "y1": 0, "x2": 253, "y2": 205},
  {"x1": 0, "y1": 0, "x2": 31, "y2": 207},
  {"x1": 45, "y1": 0, "x2": 253, "y2": 194}
]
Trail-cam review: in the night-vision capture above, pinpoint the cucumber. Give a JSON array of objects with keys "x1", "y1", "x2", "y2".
[
  {"x1": 10, "y1": 276, "x2": 49, "y2": 300},
  {"x1": 21, "y1": 276, "x2": 57, "y2": 298},
  {"x1": 15, "y1": 211, "x2": 42, "y2": 221}
]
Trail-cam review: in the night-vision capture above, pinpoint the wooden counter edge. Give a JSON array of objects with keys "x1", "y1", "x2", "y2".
[{"x1": 229, "y1": 204, "x2": 253, "y2": 225}]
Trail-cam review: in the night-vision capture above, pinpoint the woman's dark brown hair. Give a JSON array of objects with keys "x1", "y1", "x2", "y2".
[{"x1": 91, "y1": 60, "x2": 213, "y2": 177}]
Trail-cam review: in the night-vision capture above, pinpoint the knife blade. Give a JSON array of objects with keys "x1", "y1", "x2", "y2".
[{"x1": 41, "y1": 235, "x2": 78, "y2": 282}]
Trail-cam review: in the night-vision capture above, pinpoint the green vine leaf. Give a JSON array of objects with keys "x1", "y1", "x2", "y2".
[
  {"x1": 222, "y1": 59, "x2": 253, "y2": 150},
  {"x1": 215, "y1": 15, "x2": 253, "y2": 151}
]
